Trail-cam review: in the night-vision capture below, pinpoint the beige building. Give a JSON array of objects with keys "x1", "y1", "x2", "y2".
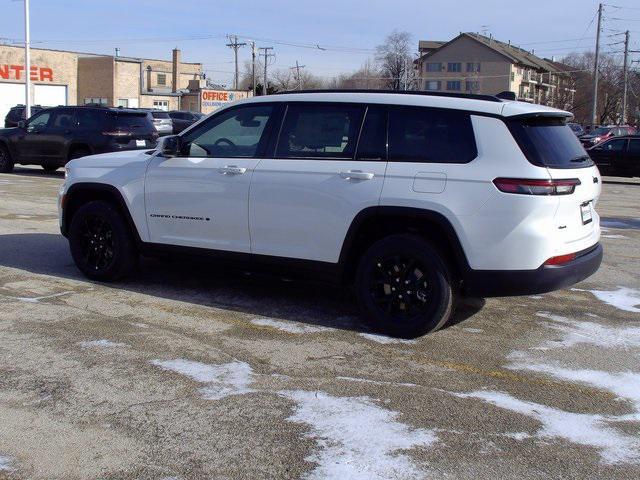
[
  {"x1": 77, "y1": 48, "x2": 202, "y2": 111},
  {"x1": 416, "y1": 33, "x2": 575, "y2": 109},
  {"x1": 0, "y1": 43, "x2": 205, "y2": 121}
]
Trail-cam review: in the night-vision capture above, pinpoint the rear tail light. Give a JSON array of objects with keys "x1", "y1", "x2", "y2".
[
  {"x1": 102, "y1": 131, "x2": 131, "y2": 137},
  {"x1": 493, "y1": 178, "x2": 581, "y2": 196},
  {"x1": 543, "y1": 252, "x2": 577, "y2": 266}
]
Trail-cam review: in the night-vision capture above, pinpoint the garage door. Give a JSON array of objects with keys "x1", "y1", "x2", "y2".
[
  {"x1": 34, "y1": 84, "x2": 67, "y2": 109},
  {"x1": 0, "y1": 83, "x2": 25, "y2": 125}
]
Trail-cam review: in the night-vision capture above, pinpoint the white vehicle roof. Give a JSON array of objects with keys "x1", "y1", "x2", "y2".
[{"x1": 235, "y1": 91, "x2": 572, "y2": 119}]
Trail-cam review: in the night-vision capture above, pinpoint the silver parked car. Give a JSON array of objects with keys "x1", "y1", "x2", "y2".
[{"x1": 147, "y1": 109, "x2": 173, "y2": 136}]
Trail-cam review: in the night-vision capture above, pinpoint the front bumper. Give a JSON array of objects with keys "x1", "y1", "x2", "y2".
[{"x1": 463, "y1": 243, "x2": 603, "y2": 297}]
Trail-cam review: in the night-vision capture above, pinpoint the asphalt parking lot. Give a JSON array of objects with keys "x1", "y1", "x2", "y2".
[{"x1": 0, "y1": 167, "x2": 639, "y2": 480}]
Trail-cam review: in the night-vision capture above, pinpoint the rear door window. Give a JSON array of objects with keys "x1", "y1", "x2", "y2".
[
  {"x1": 388, "y1": 107, "x2": 477, "y2": 163},
  {"x1": 601, "y1": 139, "x2": 627, "y2": 152},
  {"x1": 356, "y1": 106, "x2": 387, "y2": 161},
  {"x1": 75, "y1": 109, "x2": 103, "y2": 129},
  {"x1": 276, "y1": 103, "x2": 365, "y2": 159},
  {"x1": 628, "y1": 139, "x2": 640, "y2": 154},
  {"x1": 508, "y1": 116, "x2": 593, "y2": 169},
  {"x1": 51, "y1": 110, "x2": 75, "y2": 129}
]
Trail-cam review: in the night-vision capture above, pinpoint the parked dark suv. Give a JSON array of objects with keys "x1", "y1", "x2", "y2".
[
  {"x1": 4, "y1": 105, "x2": 45, "y2": 128},
  {"x1": 0, "y1": 105, "x2": 158, "y2": 173},
  {"x1": 168, "y1": 110, "x2": 205, "y2": 133}
]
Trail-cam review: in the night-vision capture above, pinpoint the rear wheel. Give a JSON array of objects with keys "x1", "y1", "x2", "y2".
[
  {"x1": 0, "y1": 144, "x2": 14, "y2": 173},
  {"x1": 68, "y1": 201, "x2": 137, "y2": 281},
  {"x1": 355, "y1": 234, "x2": 454, "y2": 338}
]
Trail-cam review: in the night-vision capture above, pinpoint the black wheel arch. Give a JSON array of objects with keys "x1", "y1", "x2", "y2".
[
  {"x1": 338, "y1": 206, "x2": 472, "y2": 285},
  {"x1": 61, "y1": 183, "x2": 142, "y2": 245}
]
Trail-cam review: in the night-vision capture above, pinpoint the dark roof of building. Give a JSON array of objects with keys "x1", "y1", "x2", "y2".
[{"x1": 418, "y1": 40, "x2": 446, "y2": 51}]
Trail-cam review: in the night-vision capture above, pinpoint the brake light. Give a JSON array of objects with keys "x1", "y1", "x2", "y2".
[
  {"x1": 102, "y1": 131, "x2": 131, "y2": 137},
  {"x1": 493, "y1": 178, "x2": 581, "y2": 195},
  {"x1": 543, "y1": 253, "x2": 577, "y2": 266}
]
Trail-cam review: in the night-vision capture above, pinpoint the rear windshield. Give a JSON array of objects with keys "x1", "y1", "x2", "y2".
[
  {"x1": 508, "y1": 116, "x2": 594, "y2": 169},
  {"x1": 109, "y1": 113, "x2": 153, "y2": 131},
  {"x1": 593, "y1": 127, "x2": 611, "y2": 136},
  {"x1": 151, "y1": 111, "x2": 170, "y2": 119}
]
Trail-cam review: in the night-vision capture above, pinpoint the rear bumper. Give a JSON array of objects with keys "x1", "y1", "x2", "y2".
[{"x1": 463, "y1": 243, "x2": 603, "y2": 297}]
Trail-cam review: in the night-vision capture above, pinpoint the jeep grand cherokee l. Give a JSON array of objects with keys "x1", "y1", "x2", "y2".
[
  {"x1": 0, "y1": 106, "x2": 157, "y2": 173},
  {"x1": 57, "y1": 91, "x2": 602, "y2": 338}
]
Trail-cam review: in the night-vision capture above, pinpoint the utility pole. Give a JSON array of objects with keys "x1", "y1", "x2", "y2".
[
  {"x1": 259, "y1": 47, "x2": 274, "y2": 95},
  {"x1": 24, "y1": 0, "x2": 31, "y2": 119},
  {"x1": 621, "y1": 30, "x2": 630, "y2": 124},
  {"x1": 226, "y1": 35, "x2": 246, "y2": 91},
  {"x1": 251, "y1": 41, "x2": 256, "y2": 96},
  {"x1": 591, "y1": 3, "x2": 603, "y2": 126},
  {"x1": 290, "y1": 61, "x2": 306, "y2": 90}
]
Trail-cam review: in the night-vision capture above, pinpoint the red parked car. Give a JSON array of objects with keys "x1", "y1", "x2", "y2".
[{"x1": 580, "y1": 125, "x2": 636, "y2": 147}]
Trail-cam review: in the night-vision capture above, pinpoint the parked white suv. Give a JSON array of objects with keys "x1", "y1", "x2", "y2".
[{"x1": 58, "y1": 91, "x2": 602, "y2": 338}]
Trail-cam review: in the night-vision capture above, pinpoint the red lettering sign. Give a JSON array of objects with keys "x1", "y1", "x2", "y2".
[
  {"x1": 0, "y1": 64, "x2": 54, "y2": 82},
  {"x1": 202, "y1": 90, "x2": 229, "y2": 102}
]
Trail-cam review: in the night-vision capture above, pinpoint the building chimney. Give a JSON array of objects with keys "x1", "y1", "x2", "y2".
[{"x1": 172, "y1": 48, "x2": 181, "y2": 93}]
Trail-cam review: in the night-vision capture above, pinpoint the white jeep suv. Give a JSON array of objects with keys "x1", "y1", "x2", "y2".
[{"x1": 58, "y1": 91, "x2": 602, "y2": 338}]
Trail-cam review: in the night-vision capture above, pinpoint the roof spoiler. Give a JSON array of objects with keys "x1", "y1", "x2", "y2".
[{"x1": 496, "y1": 91, "x2": 517, "y2": 101}]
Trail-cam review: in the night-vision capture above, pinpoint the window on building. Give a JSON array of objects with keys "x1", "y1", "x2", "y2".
[
  {"x1": 182, "y1": 105, "x2": 273, "y2": 158},
  {"x1": 157, "y1": 73, "x2": 167, "y2": 86},
  {"x1": 276, "y1": 103, "x2": 365, "y2": 159},
  {"x1": 447, "y1": 62, "x2": 461, "y2": 72},
  {"x1": 117, "y1": 99, "x2": 129, "y2": 108},
  {"x1": 388, "y1": 107, "x2": 477, "y2": 164},
  {"x1": 446, "y1": 81, "x2": 461, "y2": 91},
  {"x1": 465, "y1": 80, "x2": 480, "y2": 92},
  {"x1": 466, "y1": 62, "x2": 480, "y2": 72},
  {"x1": 84, "y1": 97, "x2": 107, "y2": 106},
  {"x1": 153, "y1": 100, "x2": 169, "y2": 111},
  {"x1": 425, "y1": 80, "x2": 441, "y2": 91},
  {"x1": 425, "y1": 62, "x2": 442, "y2": 72}
]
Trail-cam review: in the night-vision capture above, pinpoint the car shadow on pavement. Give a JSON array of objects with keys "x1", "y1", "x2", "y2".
[{"x1": 0, "y1": 233, "x2": 483, "y2": 334}]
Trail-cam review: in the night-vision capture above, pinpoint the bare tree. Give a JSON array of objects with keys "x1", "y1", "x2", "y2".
[{"x1": 375, "y1": 30, "x2": 417, "y2": 90}]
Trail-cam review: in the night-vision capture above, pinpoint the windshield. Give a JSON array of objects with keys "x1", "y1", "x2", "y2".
[
  {"x1": 508, "y1": 116, "x2": 594, "y2": 169},
  {"x1": 593, "y1": 127, "x2": 611, "y2": 136}
]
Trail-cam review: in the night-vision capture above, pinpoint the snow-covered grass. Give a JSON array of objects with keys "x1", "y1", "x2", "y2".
[
  {"x1": 78, "y1": 339, "x2": 128, "y2": 349},
  {"x1": 250, "y1": 318, "x2": 332, "y2": 334},
  {"x1": 280, "y1": 390, "x2": 437, "y2": 479},
  {"x1": 572, "y1": 287, "x2": 640, "y2": 313},
  {"x1": 535, "y1": 312, "x2": 640, "y2": 349},
  {"x1": 0, "y1": 455, "x2": 13, "y2": 471},
  {"x1": 151, "y1": 359, "x2": 255, "y2": 400},
  {"x1": 358, "y1": 333, "x2": 417, "y2": 345},
  {"x1": 452, "y1": 390, "x2": 640, "y2": 464}
]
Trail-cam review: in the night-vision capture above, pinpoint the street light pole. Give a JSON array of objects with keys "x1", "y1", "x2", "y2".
[
  {"x1": 590, "y1": 3, "x2": 603, "y2": 126},
  {"x1": 24, "y1": 0, "x2": 31, "y2": 119}
]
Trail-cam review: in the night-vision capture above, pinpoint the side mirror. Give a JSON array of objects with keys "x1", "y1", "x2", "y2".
[
  {"x1": 160, "y1": 135, "x2": 180, "y2": 157},
  {"x1": 17, "y1": 120, "x2": 26, "y2": 129}
]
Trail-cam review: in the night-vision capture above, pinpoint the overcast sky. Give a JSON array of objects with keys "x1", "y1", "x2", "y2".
[{"x1": 3, "y1": 0, "x2": 640, "y2": 86}]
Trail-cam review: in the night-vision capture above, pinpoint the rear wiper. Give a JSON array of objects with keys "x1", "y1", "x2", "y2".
[{"x1": 570, "y1": 155, "x2": 590, "y2": 163}]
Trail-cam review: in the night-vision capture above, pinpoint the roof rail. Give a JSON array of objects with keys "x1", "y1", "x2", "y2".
[{"x1": 270, "y1": 89, "x2": 504, "y2": 103}]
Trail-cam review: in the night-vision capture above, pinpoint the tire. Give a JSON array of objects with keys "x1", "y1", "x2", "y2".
[
  {"x1": 355, "y1": 234, "x2": 454, "y2": 338},
  {"x1": 0, "y1": 144, "x2": 14, "y2": 173},
  {"x1": 68, "y1": 201, "x2": 138, "y2": 281},
  {"x1": 69, "y1": 147, "x2": 91, "y2": 161}
]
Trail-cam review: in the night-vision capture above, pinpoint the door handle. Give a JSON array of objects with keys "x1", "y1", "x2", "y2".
[
  {"x1": 340, "y1": 170, "x2": 374, "y2": 180},
  {"x1": 219, "y1": 165, "x2": 247, "y2": 175}
]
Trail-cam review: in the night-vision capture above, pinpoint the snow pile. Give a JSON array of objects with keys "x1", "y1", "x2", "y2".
[
  {"x1": 358, "y1": 333, "x2": 417, "y2": 345},
  {"x1": 250, "y1": 318, "x2": 332, "y2": 334}
]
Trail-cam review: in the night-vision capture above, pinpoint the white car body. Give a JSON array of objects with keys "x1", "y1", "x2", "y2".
[{"x1": 59, "y1": 91, "x2": 602, "y2": 297}]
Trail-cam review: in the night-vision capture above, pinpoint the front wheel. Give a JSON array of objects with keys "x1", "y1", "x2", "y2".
[
  {"x1": 355, "y1": 234, "x2": 454, "y2": 339},
  {"x1": 0, "y1": 144, "x2": 14, "y2": 173},
  {"x1": 68, "y1": 201, "x2": 138, "y2": 281}
]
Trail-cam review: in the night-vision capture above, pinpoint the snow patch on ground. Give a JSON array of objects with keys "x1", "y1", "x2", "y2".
[
  {"x1": 509, "y1": 361, "x2": 640, "y2": 411},
  {"x1": 452, "y1": 390, "x2": 640, "y2": 464},
  {"x1": 462, "y1": 328, "x2": 483, "y2": 333},
  {"x1": 151, "y1": 359, "x2": 255, "y2": 400},
  {"x1": 535, "y1": 312, "x2": 640, "y2": 349},
  {"x1": 572, "y1": 287, "x2": 640, "y2": 313},
  {"x1": 250, "y1": 318, "x2": 332, "y2": 334},
  {"x1": 280, "y1": 390, "x2": 437, "y2": 479},
  {"x1": 130, "y1": 322, "x2": 149, "y2": 328},
  {"x1": 358, "y1": 333, "x2": 417, "y2": 345},
  {"x1": 78, "y1": 339, "x2": 128, "y2": 349},
  {"x1": 601, "y1": 234, "x2": 626, "y2": 239},
  {"x1": 336, "y1": 376, "x2": 417, "y2": 388},
  {"x1": 16, "y1": 291, "x2": 73, "y2": 303},
  {"x1": 0, "y1": 455, "x2": 13, "y2": 471}
]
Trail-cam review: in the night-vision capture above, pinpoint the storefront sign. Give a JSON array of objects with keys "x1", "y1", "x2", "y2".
[
  {"x1": 200, "y1": 89, "x2": 251, "y2": 114},
  {"x1": 0, "y1": 64, "x2": 54, "y2": 82}
]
